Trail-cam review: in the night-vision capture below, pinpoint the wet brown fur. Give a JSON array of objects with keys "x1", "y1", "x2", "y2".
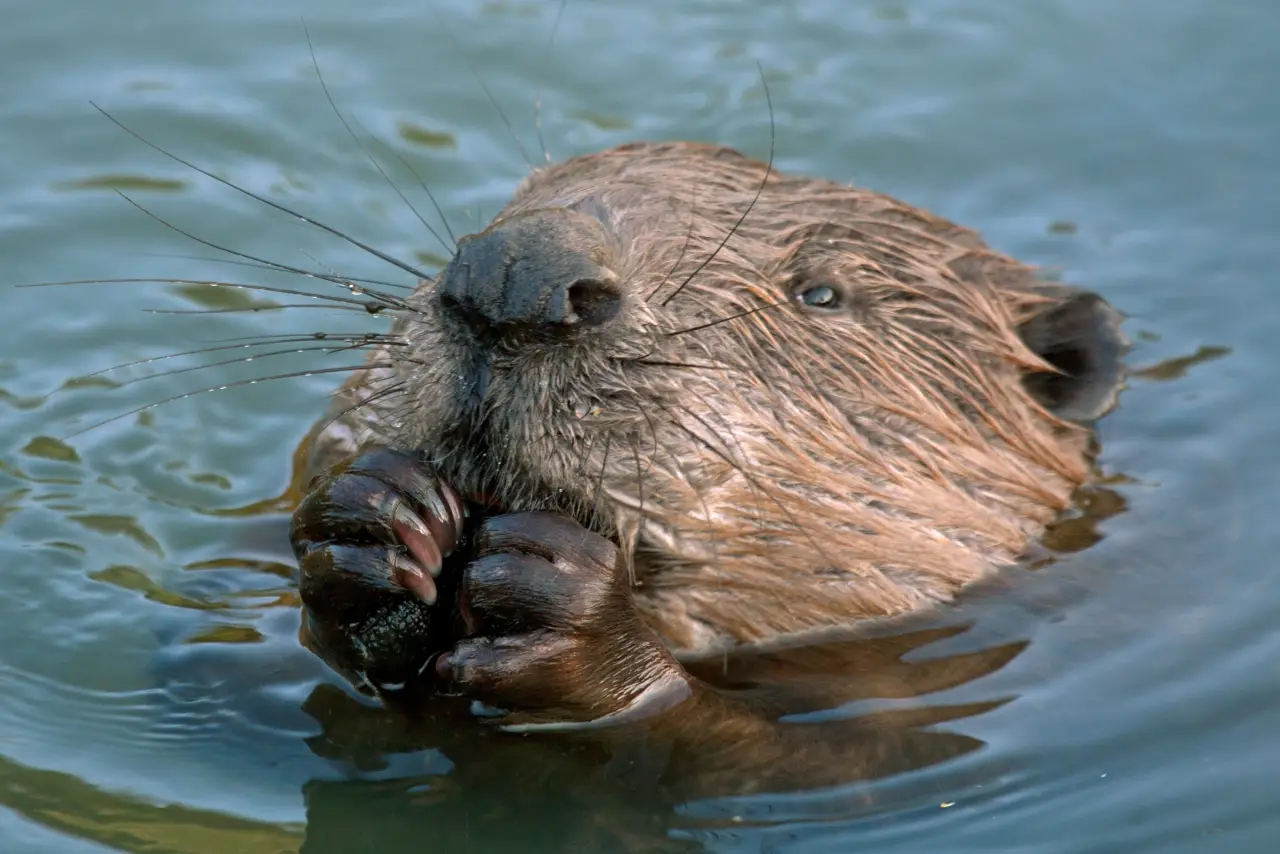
[{"x1": 302, "y1": 140, "x2": 1121, "y2": 657}]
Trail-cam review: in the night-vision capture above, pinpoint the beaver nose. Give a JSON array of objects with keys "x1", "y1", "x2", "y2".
[{"x1": 436, "y1": 209, "x2": 622, "y2": 336}]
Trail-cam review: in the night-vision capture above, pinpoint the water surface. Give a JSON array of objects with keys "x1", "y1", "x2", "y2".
[{"x1": 2, "y1": 0, "x2": 1277, "y2": 851}]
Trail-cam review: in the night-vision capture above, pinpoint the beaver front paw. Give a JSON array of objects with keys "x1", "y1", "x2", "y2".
[
  {"x1": 290, "y1": 448, "x2": 468, "y2": 698},
  {"x1": 437, "y1": 512, "x2": 689, "y2": 731}
]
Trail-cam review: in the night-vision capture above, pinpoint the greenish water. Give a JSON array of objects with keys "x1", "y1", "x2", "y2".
[{"x1": 2, "y1": 0, "x2": 1277, "y2": 851}]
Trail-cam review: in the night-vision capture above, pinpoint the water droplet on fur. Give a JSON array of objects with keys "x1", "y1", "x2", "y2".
[{"x1": 573, "y1": 400, "x2": 603, "y2": 419}]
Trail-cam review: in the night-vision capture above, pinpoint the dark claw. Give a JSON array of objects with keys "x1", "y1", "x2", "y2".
[
  {"x1": 345, "y1": 448, "x2": 467, "y2": 551},
  {"x1": 388, "y1": 550, "x2": 437, "y2": 605},
  {"x1": 292, "y1": 448, "x2": 466, "y2": 562},
  {"x1": 291, "y1": 448, "x2": 468, "y2": 696}
]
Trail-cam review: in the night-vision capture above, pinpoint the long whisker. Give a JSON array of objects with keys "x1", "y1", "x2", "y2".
[
  {"x1": 668, "y1": 404, "x2": 839, "y2": 572},
  {"x1": 645, "y1": 185, "x2": 699, "y2": 303},
  {"x1": 193, "y1": 331, "x2": 398, "y2": 345},
  {"x1": 636, "y1": 405, "x2": 721, "y2": 575},
  {"x1": 85, "y1": 333, "x2": 399, "y2": 378},
  {"x1": 665, "y1": 300, "x2": 786, "y2": 338},
  {"x1": 61, "y1": 363, "x2": 394, "y2": 440},
  {"x1": 139, "y1": 252, "x2": 414, "y2": 290},
  {"x1": 298, "y1": 248, "x2": 416, "y2": 300},
  {"x1": 103, "y1": 343, "x2": 394, "y2": 389},
  {"x1": 533, "y1": 0, "x2": 569, "y2": 165},
  {"x1": 427, "y1": 2, "x2": 533, "y2": 169},
  {"x1": 590, "y1": 432, "x2": 612, "y2": 527},
  {"x1": 625, "y1": 436, "x2": 649, "y2": 587},
  {"x1": 659, "y1": 61, "x2": 776, "y2": 308},
  {"x1": 571, "y1": 429, "x2": 602, "y2": 522},
  {"x1": 311, "y1": 378, "x2": 409, "y2": 440},
  {"x1": 142, "y1": 303, "x2": 381, "y2": 316},
  {"x1": 685, "y1": 387, "x2": 772, "y2": 542},
  {"x1": 103, "y1": 192, "x2": 419, "y2": 313},
  {"x1": 364, "y1": 137, "x2": 459, "y2": 249},
  {"x1": 90, "y1": 103, "x2": 434, "y2": 282},
  {"x1": 620, "y1": 358, "x2": 735, "y2": 372},
  {"x1": 16, "y1": 276, "x2": 390, "y2": 311},
  {"x1": 301, "y1": 21, "x2": 455, "y2": 257}
]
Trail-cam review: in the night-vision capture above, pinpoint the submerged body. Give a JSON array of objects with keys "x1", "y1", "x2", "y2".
[{"x1": 290, "y1": 141, "x2": 1125, "y2": 782}]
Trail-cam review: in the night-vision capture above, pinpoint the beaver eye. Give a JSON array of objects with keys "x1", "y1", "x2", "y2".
[{"x1": 794, "y1": 284, "x2": 843, "y2": 311}]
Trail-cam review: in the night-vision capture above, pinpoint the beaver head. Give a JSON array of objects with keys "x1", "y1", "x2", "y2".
[{"x1": 364, "y1": 141, "x2": 1125, "y2": 653}]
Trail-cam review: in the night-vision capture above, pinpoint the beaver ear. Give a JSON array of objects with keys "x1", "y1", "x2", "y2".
[{"x1": 1017, "y1": 286, "x2": 1129, "y2": 424}]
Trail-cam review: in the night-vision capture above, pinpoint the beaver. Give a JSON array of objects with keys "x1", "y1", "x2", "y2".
[{"x1": 289, "y1": 140, "x2": 1126, "y2": 785}]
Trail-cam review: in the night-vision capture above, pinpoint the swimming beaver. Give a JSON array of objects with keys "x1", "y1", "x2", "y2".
[{"x1": 290, "y1": 140, "x2": 1126, "y2": 757}]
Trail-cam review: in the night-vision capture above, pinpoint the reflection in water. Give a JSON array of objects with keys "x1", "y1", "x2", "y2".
[
  {"x1": 0, "y1": 753, "x2": 303, "y2": 854},
  {"x1": 282, "y1": 628, "x2": 1018, "y2": 853},
  {"x1": 53, "y1": 174, "x2": 189, "y2": 193},
  {"x1": 1131, "y1": 345, "x2": 1231, "y2": 382}
]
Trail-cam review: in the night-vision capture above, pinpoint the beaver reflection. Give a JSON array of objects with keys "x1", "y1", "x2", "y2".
[{"x1": 291, "y1": 621, "x2": 1024, "y2": 853}]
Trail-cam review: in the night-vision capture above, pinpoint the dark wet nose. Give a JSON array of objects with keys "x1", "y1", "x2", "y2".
[{"x1": 437, "y1": 208, "x2": 622, "y2": 337}]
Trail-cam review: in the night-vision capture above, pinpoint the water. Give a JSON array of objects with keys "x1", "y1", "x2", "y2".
[{"x1": 1, "y1": 0, "x2": 1277, "y2": 850}]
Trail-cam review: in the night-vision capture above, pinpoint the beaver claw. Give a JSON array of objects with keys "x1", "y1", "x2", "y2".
[
  {"x1": 291, "y1": 448, "x2": 468, "y2": 697},
  {"x1": 292, "y1": 450, "x2": 682, "y2": 726}
]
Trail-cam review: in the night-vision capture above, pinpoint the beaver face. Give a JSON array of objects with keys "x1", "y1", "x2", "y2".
[{"x1": 386, "y1": 141, "x2": 1125, "y2": 649}]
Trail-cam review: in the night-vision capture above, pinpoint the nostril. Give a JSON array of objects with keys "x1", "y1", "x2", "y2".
[
  {"x1": 437, "y1": 289, "x2": 494, "y2": 339},
  {"x1": 437, "y1": 290, "x2": 464, "y2": 317},
  {"x1": 566, "y1": 278, "x2": 622, "y2": 328}
]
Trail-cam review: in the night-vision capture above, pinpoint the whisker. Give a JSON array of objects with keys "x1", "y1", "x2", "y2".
[
  {"x1": 590, "y1": 432, "x2": 612, "y2": 526},
  {"x1": 301, "y1": 21, "x2": 455, "y2": 257},
  {"x1": 90, "y1": 103, "x2": 434, "y2": 282},
  {"x1": 685, "y1": 387, "x2": 772, "y2": 542},
  {"x1": 85, "y1": 333, "x2": 399, "y2": 378},
  {"x1": 311, "y1": 379, "x2": 409, "y2": 440},
  {"x1": 193, "y1": 331, "x2": 397, "y2": 346},
  {"x1": 61, "y1": 363, "x2": 394, "y2": 440},
  {"x1": 658, "y1": 61, "x2": 776, "y2": 308},
  {"x1": 110, "y1": 344, "x2": 380, "y2": 388},
  {"x1": 98, "y1": 343, "x2": 394, "y2": 389},
  {"x1": 16, "y1": 276, "x2": 389, "y2": 311},
  {"x1": 636, "y1": 405, "x2": 721, "y2": 575},
  {"x1": 665, "y1": 300, "x2": 786, "y2": 338},
  {"x1": 621, "y1": 358, "x2": 734, "y2": 372},
  {"x1": 645, "y1": 186, "x2": 699, "y2": 303},
  {"x1": 571, "y1": 429, "x2": 601, "y2": 520},
  {"x1": 139, "y1": 252, "x2": 415, "y2": 290},
  {"x1": 192, "y1": 331, "x2": 398, "y2": 345},
  {"x1": 142, "y1": 303, "x2": 383, "y2": 316},
  {"x1": 427, "y1": 1, "x2": 533, "y2": 168},
  {"x1": 297, "y1": 248, "x2": 418, "y2": 296},
  {"x1": 364, "y1": 137, "x2": 459, "y2": 249},
  {"x1": 626, "y1": 436, "x2": 648, "y2": 587},
  {"x1": 533, "y1": 0, "x2": 569, "y2": 165},
  {"x1": 103, "y1": 192, "x2": 419, "y2": 313},
  {"x1": 668, "y1": 404, "x2": 839, "y2": 571}
]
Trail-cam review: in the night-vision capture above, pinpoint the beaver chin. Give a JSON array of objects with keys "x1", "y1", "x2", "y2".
[{"x1": 422, "y1": 352, "x2": 637, "y2": 540}]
